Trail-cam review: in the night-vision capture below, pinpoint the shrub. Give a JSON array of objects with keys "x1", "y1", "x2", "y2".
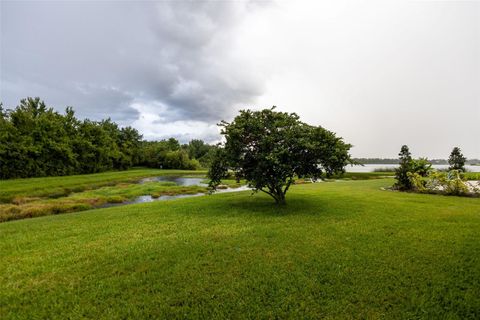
[
  {"x1": 411, "y1": 158, "x2": 432, "y2": 177},
  {"x1": 418, "y1": 170, "x2": 473, "y2": 196},
  {"x1": 395, "y1": 146, "x2": 433, "y2": 191},
  {"x1": 444, "y1": 170, "x2": 469, "y2": 195},
  {"x1": 407, "y1": 172, "x2": 427, "y2": 193}
]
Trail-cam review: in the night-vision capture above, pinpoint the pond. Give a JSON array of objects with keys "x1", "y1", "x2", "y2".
[
  {"x1": 101, "y1": 176, "x2": 250, "y2": 207},
  {"x1": 130, "y1": 185, "x2": 251, "y2": 204}
]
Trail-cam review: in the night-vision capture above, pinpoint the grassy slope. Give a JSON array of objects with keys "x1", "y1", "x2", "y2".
[
  {"x1": 0, "y1": 168, "x2": 206, "y2": 203},
  {"x1": 1, "y1": 179, "x2": 480, "y2": 319}
]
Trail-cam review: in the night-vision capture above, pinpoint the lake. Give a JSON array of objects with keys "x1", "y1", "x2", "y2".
[{"x1": 346, "y1": 164, "x2": 480, "y2": 172}]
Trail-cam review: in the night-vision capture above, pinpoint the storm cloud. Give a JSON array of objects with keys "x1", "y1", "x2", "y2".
[
  {"x1": 1, "y1": 1, "x2": 479, "y2": 157},
  {"x1": 1, "y1": 1, "x2": 267, "y2": 139}
]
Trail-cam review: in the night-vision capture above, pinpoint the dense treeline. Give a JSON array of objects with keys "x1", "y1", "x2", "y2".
[
  {"x1": 0, "y1": 98, "x2": 143, "y2": 179},
  {"x1": 0, "y1": 98, "x2": 215, "y2": 179}
]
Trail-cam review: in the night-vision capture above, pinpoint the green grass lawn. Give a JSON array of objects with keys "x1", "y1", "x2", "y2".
[{"x1": 1, "y1": 178, "x2": 479, "y2": 319}]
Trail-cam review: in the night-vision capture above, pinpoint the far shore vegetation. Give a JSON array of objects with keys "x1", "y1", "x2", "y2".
[{"x1": 353, "y1": 157, "x2": 480, "y2": 165}]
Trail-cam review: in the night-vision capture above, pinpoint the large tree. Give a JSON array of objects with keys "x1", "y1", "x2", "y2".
[
  {"x1": 448, "y1": 147, "x2": 467, "y2": 172},
  {"x1": 207, "y1": 108, "x2": 353, "y2": 204}
]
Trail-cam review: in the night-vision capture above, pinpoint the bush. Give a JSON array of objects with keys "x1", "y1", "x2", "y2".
[
  {"x1": 444, "y1": 170, "x2": 470, "y2": 195},
  {"x1": 411, "y1": 158, "x2": 432, "y2": 177},
  {"x1": 395, "y1": 146, "x2": 434, "y2": 191},
  {"x1": 410, "y1": 170, "x2": 475, "y2": 196},
  {"x1": 407, "y1": 172, "x2": 427, "y2": 193}
]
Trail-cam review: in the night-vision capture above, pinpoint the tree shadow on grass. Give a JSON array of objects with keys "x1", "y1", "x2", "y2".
[{"x1": 206, "y1": 191, "x2": 365, "y2": 220}]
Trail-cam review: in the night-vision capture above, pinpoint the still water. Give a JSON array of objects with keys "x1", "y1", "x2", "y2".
[
  {"x1": 131, "y1": 185, "x2": 251, "y2": 204},
  {"x1": 99, "y1": 176, "x2": 250, "y2": 207},
  {"x1": 346, "y1": 164, "x2": 480, "y2": 172},
  {"x1": 139, "y1": 176, "x2": 207, "y2": 186}
]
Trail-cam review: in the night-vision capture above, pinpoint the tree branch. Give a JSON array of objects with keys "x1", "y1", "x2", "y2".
[
  {"x1": 258, "y1": 187, "x2": 277, "y2": 200},
  {"x1": 283, "y1": 178, "x2": 294, "y2": 195}
]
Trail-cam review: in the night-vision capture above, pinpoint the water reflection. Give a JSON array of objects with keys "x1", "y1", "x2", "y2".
[
  {"x1": 133, "y1": 193, "x2": 205, "y2": 203},
  {"x1": 139, "y1": 176, "x2": 207, "y2": 186},
  {"x1": 130, "y1": 185, "x2": 251, "y2": 204}
]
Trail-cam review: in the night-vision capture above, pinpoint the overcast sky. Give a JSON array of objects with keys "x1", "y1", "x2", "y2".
[{"x1": 1, "y1": 0, "x2": 479, "y2": 158}]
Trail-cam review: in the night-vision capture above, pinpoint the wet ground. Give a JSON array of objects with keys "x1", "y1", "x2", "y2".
[{"x1": 101, "y1": 176, "x2": 249, "y2": 207}]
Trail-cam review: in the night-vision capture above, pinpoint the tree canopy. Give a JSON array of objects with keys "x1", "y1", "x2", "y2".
[{"x1": 207, "y1": 108, "x2": 353, "y2": 204}]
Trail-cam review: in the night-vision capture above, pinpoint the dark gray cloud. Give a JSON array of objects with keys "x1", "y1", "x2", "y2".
[
  {"x1": 1, "y1": 1, "x2": 266, "y2": 128},
  {"x1": 1, "y1": 1, "x2": 478, "y2": 157}
]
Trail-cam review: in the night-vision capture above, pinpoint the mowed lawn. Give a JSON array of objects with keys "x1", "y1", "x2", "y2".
[{"x1": 1, "y1": 179, "x2": 479, "y2": 319}]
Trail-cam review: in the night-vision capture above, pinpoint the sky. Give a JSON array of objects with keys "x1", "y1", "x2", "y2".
[{"x1": 1, "y1": 0, "x2": 479, "y2": 159}]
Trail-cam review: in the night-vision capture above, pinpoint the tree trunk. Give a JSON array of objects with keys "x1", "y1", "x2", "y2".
[
  {"x1": 274, "y1": 192, "x2": 286, "y2": 205},
  {"x1": 259, "y1": 187, "x2": 287, "y2": 205}
]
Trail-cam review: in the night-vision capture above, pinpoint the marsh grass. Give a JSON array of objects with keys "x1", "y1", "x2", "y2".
[
  {"x1": 0, "y1": 181, "x2": 208, "y2": 222},
  {"x1": 0, "y1": 168, "x2": 206, "y2": 203}
]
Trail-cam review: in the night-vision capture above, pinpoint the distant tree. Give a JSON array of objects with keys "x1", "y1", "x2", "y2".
[
  {"x1": 448, "y1": 147, "x2": 466, "y2": 172},
  {"x1": 137, "y1": 139, "x2": 203, "y2": 170},
  {"x1": 394, "y1": 145, "x2": 413, "y2": 190},
  {"x1": 197, "y1": 146, "x2": 218, "y2": 168},
  {"x1": 117, "y1": 126, "x2": 143, "y2": 168},
  {"x1": 187, "y1": 139, "x2": 210, "y2": 160},
  {"x1": 163, "y1": 150, "x2": 200, "y2": 170},
  {"x1": 166, "y1": 138, "x2": 180, "y2": 151},
  {"x1": 207, "y1": 108, "x2": 353, "y2": 204}
]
